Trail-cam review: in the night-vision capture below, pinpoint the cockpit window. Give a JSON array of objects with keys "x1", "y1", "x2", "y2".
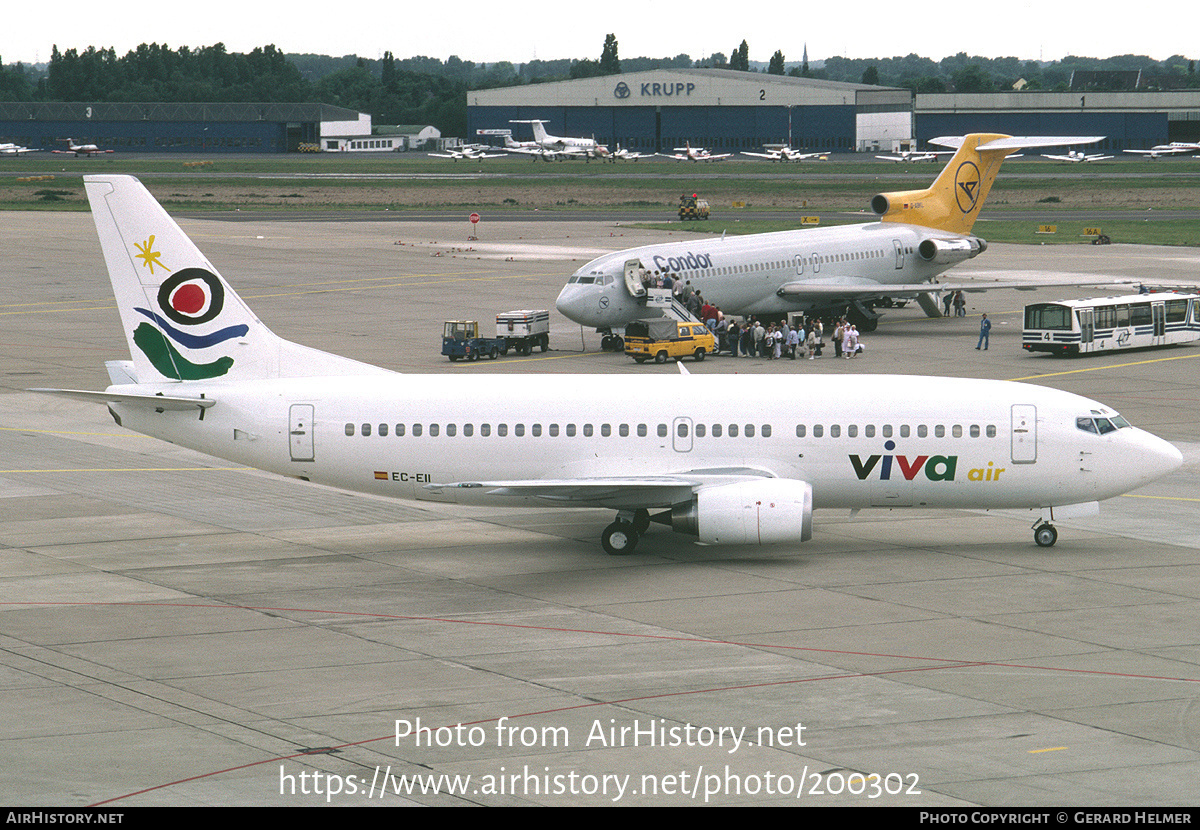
[{"x1": 1077, "y1": 414, "x2": 1131, "y2": 434}]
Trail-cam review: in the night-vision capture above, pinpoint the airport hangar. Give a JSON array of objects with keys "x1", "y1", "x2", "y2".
[
  {"x1": 0, "y1": 101, "x2": 414, "y2": 154},
  {"x1": 468, "y1": 67, "x2": 1200, "y2": 154}
]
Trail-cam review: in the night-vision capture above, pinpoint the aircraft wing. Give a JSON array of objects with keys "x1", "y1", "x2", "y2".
[
  {"x1": 425, "y1": 469, "x2": 779, "y2": 510},
  {"x1": 30, "y1": 387, "x2": 216, "y2": 410},
  {"x1": 741, "y1": 151, "x2": 779, "y2": 160},
  {"x1": 931, "y1": 135, "x2": 1105, "y2": 151}
]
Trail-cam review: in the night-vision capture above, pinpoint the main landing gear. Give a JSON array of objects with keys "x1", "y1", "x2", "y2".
[
  {"x1": 1033, "y1": 520, "x2": 1059, "y2": 547},
  {"x1": 601, "y1": 509, "x2": 651, "y2": 555}
]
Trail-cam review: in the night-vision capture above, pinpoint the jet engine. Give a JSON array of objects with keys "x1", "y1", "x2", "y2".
[
  {"x1": 663, "y1": 479, "x2": 813, "y2": 545},
  {"x1": 917, "y1": 237, "x2": 987, "y2": 264}
]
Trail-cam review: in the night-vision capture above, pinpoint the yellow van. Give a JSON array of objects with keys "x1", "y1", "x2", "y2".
[{"x1": 624, "y1": 319, "x2": 716, "y2": 363}]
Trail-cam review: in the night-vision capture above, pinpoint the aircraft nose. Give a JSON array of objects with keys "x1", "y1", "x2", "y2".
[
  {"x1": 1135, "y1": 431, "x2": 1184, "y2": 485},
  {"x1": 555, "y1": 283, "x2": 599, "y2": 326}
]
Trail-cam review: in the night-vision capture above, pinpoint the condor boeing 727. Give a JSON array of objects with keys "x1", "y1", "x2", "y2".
[
  {"x1": 556, "y1": 134, "x2": 1103, "y2": 336},
  {"x1": 35, "y1": 175, "x2": 1180, "y2": 555}
]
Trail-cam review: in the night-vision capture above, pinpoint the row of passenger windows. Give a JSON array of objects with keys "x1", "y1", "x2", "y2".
[{"x1": 345, "y1": 422, "x2": 998, "y2": 439}]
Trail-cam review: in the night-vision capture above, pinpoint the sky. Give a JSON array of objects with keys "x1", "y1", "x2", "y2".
[{"x1": 4, "y1": 1, "x2": 1198, "y2": 68}]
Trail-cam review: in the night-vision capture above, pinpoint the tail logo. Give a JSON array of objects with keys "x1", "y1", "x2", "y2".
[
  {"x1": 954, "y1": 161, "x2": 981, "y2": 214},
  {"x1": 129, "y1": 238, "x2": 245, "y2": 380}
]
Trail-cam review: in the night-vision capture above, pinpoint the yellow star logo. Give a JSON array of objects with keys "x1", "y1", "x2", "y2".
[{"x1": 133, "y1": 236, "x2": 170, "y2": 275}]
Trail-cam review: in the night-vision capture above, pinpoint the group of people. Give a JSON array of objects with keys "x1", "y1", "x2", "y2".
[
  {"x1": 941, "y1": 289, "x2": 968, "y2": 317},
  {"x1": 700, "y1": 315, "x2": 868, "y2": 361}
]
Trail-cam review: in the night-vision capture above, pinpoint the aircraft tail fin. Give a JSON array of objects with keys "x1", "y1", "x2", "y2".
[
  {"x1": 871, "y1": 133, "x2": 1013, "y2": 235},
  {"x1": 872, "y1": 134, "x2": 1105, "y2": 234},
  {"x1": 84, "y1": 175, "x2": 389, "y2": 384}
]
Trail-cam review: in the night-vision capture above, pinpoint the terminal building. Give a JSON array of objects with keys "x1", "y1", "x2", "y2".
[{"x1": 468, "y1": 68, "x2": 1200, "y2": 154}]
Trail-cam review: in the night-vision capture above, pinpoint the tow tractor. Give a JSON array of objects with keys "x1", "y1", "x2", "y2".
[{"x1": 442, "y1": 310, "x2": 550, "y2": 361}]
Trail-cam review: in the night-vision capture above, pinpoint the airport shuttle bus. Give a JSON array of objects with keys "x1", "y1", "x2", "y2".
[{"x1": 1023, "y1": 292, "x2": 1200, "y2": 355}]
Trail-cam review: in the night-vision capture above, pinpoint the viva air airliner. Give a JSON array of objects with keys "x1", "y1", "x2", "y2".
[
  {"x1": 556, "y1": 134, "x2": 1105, "y2": 337},
  {"x1": 36, "y1": 175, "x2": 1181, "y2": 555}
]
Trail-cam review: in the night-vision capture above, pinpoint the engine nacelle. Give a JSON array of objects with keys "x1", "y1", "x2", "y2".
[
  {"x1": 917, "y1": 236, "x2": 987, "y2": 264},
  {"x1": 669, "y1": 480, "x2": 813, "y2": 545}
]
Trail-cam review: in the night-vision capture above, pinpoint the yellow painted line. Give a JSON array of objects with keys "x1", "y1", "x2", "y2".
[
  {"x1": 1028, "y1": 747, "x2": 1067, "y2": 754},
  {"x1": 456, "y1": 350, "x2": 607, "y2": 366},
  {"x1": 1121, "y1": 493, "x2": 1200, "y2": 503},
  {"x1": 0, "y1": 467, "x2": 247, "y2": 473},
  {"x1": 1008, "y1": 351, "x2": 1200, "y2": 381}
]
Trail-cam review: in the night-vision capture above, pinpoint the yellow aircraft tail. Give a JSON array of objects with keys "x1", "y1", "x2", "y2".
[{"x1": 872, "y1": 133, "x2": 1017, "y2": 235}]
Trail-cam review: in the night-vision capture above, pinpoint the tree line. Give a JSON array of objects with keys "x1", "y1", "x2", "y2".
[{"x1": 1, "y1": 37, "x2": 1197, "y2": 139}]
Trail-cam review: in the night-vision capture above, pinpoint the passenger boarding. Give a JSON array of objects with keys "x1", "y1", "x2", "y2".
[
  {"x1": 557, "y1": 134, "x2": 1107, "y2": 338},
  {"x1": 34, "y1": 175, "x2": 1182, "y2": 555},
  {"x1": 1023, "y1": 292, "x2": 1200, "y2": 354}
]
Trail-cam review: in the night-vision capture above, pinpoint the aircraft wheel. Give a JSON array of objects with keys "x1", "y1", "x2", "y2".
[
  {"x1": 632, "y1": 509, "x2": 651, "y2": 534},
  {"x1": 602, "y1": 521, "x2": 639, "y2": 556},
  {"x1": 655, "y1": 350, "x2": 668, "y2": 364},
  {"x1": 694, "y1": 348, "x2": 706, "y2": 362},
  {"x1": 612, "y1": 336, "x2": 623, "y2": 351},
  {"x1": 1034, "y1": 523, "x2": 1058, "y2": 547},
  {"x1": 601, "y1": 334, "x2": 614, "y2": 351}
]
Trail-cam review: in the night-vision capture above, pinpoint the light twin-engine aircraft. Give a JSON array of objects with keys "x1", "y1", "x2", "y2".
[
  {"x1": 658, "y1": 142, "x2": 733, "y2": 162},
  {"x1": 52, "y1": 138, "x2": 114, "y2": 156},
  {"x1": 1123, "y1": 146, "x2": 1191, "y2": 159},
  {"x1": 874, "y1": 148, "x2": 954, "y2": 163},
  {"x1": 741, "y1": 145, "x2": 827, "y2": 162},
  {"x1": 556, "y1": 134, "x2": 1106, "y2": 335},
  {"x1": 33, "y1": 175, "x2": 1182, "y2": 555},
  {"x1": 1041, "y1": 149, "x2": 1113, "y2": 163},
  {"x1": 0, "y1": 142, "x2": 38, "y2": 155},
  {"x1": 504, "y1": 119, "x2": 609, "y2": 160},
  {"x1": 428, "y1": 145, "x2": 506, "y2": 161}
]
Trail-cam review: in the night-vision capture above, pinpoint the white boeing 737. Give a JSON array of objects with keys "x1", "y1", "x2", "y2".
[
  {"x1": 556, "y1": 134, "x2": 1105, "y2": 336},
  {"x1": 35, "y1": 175, "x2": 1181, "y2": 555}
]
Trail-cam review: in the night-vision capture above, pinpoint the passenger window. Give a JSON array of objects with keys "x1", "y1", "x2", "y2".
[
  {"x1": 515, "y1": 424, "x2": 525, "y2": 437},
  {"x1": 378, "y1": 423, "x2": 387, "y2": 437},
  {"x1": 952, "y1": 425, "x2": 962, "y2": 438},
  {"x1": 464, "y1": 424, "x2": 473, "y2": 437},
  {"x1": 970, "y1": 425, "x2": 980, "y2": 438},
  {"x1": 620, "y1": 424, "x2": 629, "y2": 437},
  {"x1": 813, "y1": 424, "x2": 823, "y2": 438},
  {"x1": 745, "y1": 424, "x2": 755, "y2": 438},
  {"x1": 830, "y1": 424, "x2": 840, "y2": 438},
  {"x1": 345, "y1": 423, "x2": 354, "y2": 436},
  {"x1": 917, "y1": 425, "x2": 927, "y2": 438},
  {"x1": 865, "y1": 425, "x2": 875, "y2": 438},
  {"x1": 480, "y1": 424, "x2": 489, "y2": 437},
  {"x1": 848, "y1": 425, "x2": 858, "y2": 438},
  {"x1": 362, "y1": 423, "x2": 371, "y2": 437},
  {"x1": 696, "y1": 424, "x2": 706, "y2": 438},
  {"x1": 549, "y1": 424, "x2": 559, "y2": 437},
  {"x1": 582, "y1": 424, "x2": 591, "y2": 437},
  {"x1": 446, "y1": 424, "x2": 456, "y2": 437},
  {"x1": 882, "y1": 425, "x2": 892, "y2": 438},
  {"x1": 498, "y1": 424, "x2": 507, "y2": 437},
  {"x1": 900, "y1": 425, "x2": 910, "y2": 438},
  {"x1": 762, "y1": 424, "x2": 771, "y2": 438},
  {"x1": 566, "y1": 424, "x2": 576, "y2": 437},
  {"x1": 658, "y1": 424, "x2": 668, "y2": 438},
  {"x1": 532, "y1": 424, "x2": 542, "y2": 437},
  {"x1": 677, "y1": 423, "x2": 688, "y2": 438},
  {"x1": 796, "y1": 424, "x2": 806, "y2": 437},
  {"x1": 429, "y1": 424, "x2": 439, "y2": 437},
  {"x1": 935, "y1": 425, "x2": 945, "y2": 438},
  {"x1": 986, "y1": 425, "x2": 996, "y2": 438},
  {"x1": 413, "y1": 424, "x2": 423, "y2": 437},
  {"x1": 601, "y1": 423, "x2": 611, "y2": 437},
  {"x1": 712, "y1": 423, "x2": 723, "y2": 437},
  {"x1": 728, "y1": 424, "x2": 739, "y2": 438},
  {"x1": 637, "y1": 424, "x2": 647, "y2": 437},
  {"x1": 396, "y1": 423, "x2": 405, "y2": 437}
]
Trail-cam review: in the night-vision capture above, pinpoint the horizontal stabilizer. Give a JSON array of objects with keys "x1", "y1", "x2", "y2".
[
  {"x1": 930, "y1": 136, "x2": 1104, "y2": 151},
  {"x1": 29, "y1": 387, "x2": 215, "y2": 410}
]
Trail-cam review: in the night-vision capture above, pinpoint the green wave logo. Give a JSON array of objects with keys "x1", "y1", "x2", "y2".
[{"x1": 133, "y1": 323, "x2": 234, "y2": 380}]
